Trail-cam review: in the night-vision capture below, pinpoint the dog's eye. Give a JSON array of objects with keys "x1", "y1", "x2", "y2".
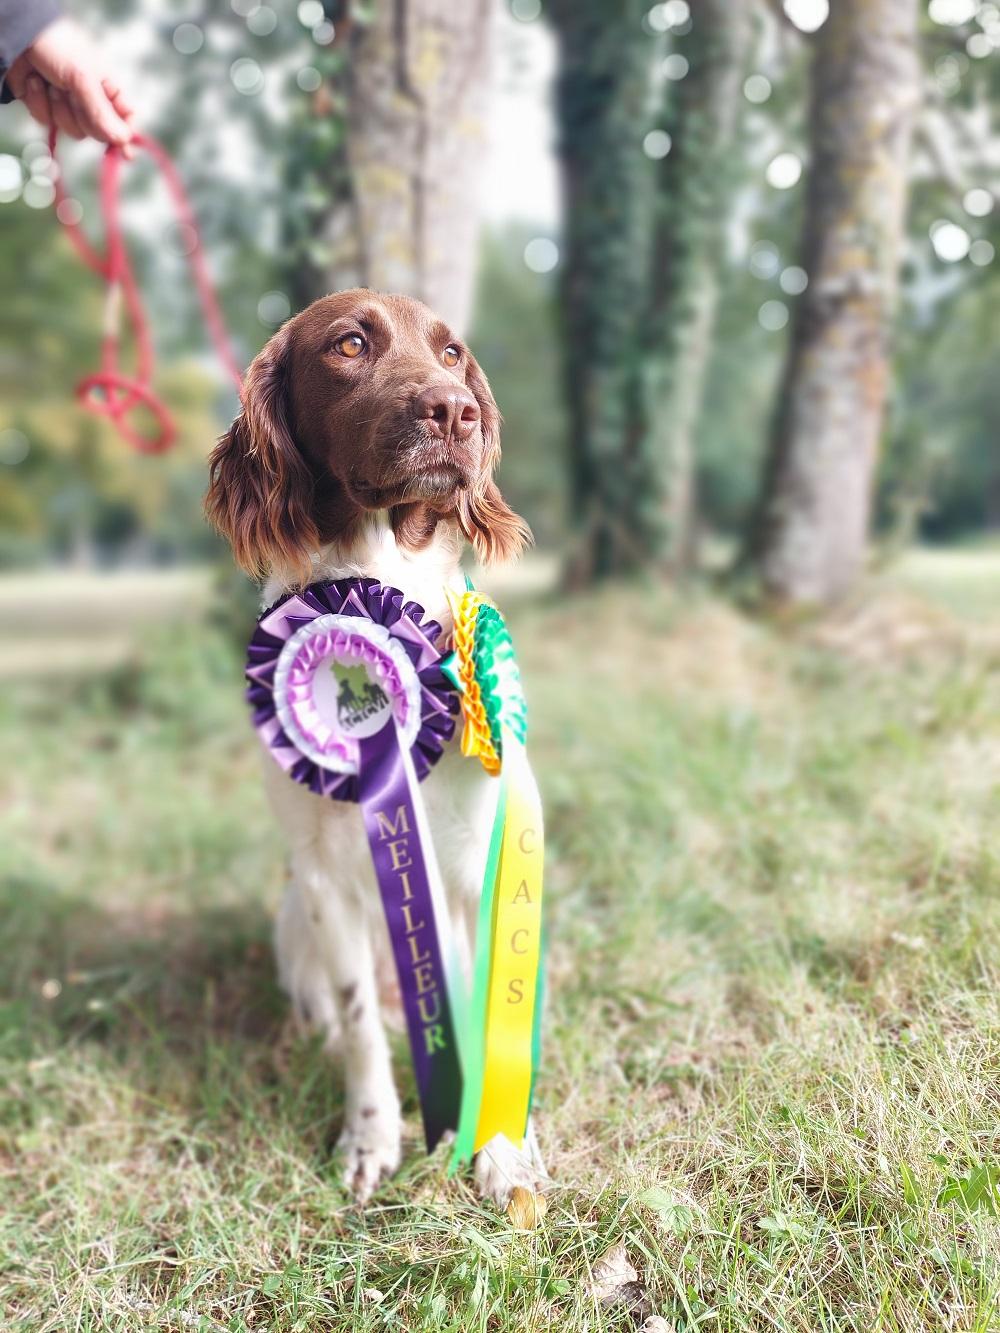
[
  {"x1": 334, "y1": 333, "x2": 366, "y2": 359},
  {"x1": 442, "y1": 344, "x2": 461, "y2": 368}
]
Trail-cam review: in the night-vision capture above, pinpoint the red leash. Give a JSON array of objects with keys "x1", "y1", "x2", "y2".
[{"x1": 49, "y1": 130, "x2": 244, "y2": 454}]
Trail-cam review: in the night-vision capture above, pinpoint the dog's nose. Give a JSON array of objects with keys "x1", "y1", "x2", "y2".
[{"x1": 413, "y1": 386, "x2": 480, "y2": 442}]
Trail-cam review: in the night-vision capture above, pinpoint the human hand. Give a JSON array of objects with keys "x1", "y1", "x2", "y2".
[{"x1": 5, "y1": 17, "x2": 136, "y2": 156}]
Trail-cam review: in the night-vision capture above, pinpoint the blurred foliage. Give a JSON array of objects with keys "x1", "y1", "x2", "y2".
[
  {"x1": 692, "y1": 3, "x2": 1000, "y2": 553},
  {"x1": 0, "y1": 178, "x2": 229, "y2": 568},
  {"x1": 469, "y1": 228, "x2": 566, "y2": 548},
  {"x1": 0, "y1": 0, "x2": 998, "y2": 571},
  {"x1": 548, "y1": 0, "x2": 655, "y2": 577}
]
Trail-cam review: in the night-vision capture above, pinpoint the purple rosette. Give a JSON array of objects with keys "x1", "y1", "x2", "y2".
[
  {"x1": 244, "y1": 578, "x2": 465, "y2": 1151},
  {"x1": 245, "y1": 577, "x2": 458, "y2": 802}
]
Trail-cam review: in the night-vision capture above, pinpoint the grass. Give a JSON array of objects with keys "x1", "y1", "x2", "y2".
[{"x1": 1, "y1": 551, "x2": 999, "y2": 1331}]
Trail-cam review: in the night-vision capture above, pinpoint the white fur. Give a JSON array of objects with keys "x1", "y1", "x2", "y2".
[{"x1": 261, "y1": 513, "x2": 544, "y2": 1203}]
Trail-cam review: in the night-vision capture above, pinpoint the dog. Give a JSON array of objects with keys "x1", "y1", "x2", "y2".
[{"x1": 206, "y1": 289, "x2": 547, "y2": 1204}]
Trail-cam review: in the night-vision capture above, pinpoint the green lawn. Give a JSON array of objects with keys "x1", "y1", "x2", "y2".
[{"x1": 1, "y1": 553, "x2": 999, "y2": 1331}]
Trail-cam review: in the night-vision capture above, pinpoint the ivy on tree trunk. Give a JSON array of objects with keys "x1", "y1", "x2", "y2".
[
  {"x1": 548, "y1": 0, "x2": 654, "y2": 582},
  {"x1": 643, "y1": 0, "x2": 753, "y2": 574},
  {"x1": 549, "y1": 0, "x2": 752, "y2": 582}
]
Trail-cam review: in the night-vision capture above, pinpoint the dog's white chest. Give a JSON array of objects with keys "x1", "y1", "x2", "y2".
[{"x1": 259, "y1": 512, "x2": 496, "y2": 926}]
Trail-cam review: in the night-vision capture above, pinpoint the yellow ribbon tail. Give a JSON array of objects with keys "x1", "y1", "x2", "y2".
[{"x1": 473, "y1": 737, "x2": 544, "y2": 1152}]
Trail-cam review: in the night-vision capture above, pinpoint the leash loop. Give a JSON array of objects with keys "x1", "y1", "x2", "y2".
[{"x1": 49, "y1": 129, "x2": 244, "y2": 454}]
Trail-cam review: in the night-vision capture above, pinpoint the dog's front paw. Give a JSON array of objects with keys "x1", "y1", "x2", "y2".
[
  {"x1": 474, "y1": 1129, "x2": 549, "y2": 1209},
  {"x1": 337, "y1": 1108, "x2": 401, "y2": 1204}
]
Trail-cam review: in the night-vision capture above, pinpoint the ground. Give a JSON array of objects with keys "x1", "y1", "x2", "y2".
[{"x1": 0, "y1": 550, "x2": 998, "y2": 1332}]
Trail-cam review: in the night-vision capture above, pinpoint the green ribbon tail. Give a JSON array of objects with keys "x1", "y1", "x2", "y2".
[
  {"x1": 526, "y1": 917, "x2": 546, "y2": 1135},
  {"x1": 449, "y1": 767, "x2": 508, "y2": 1171}
]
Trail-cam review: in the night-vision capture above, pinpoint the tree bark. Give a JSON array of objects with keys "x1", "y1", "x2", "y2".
[
  {"x1": 548, "y1": 0, "x2": 653, "y2": 581},
  {"x1": 317, "y1": 1, "x2": 495, "y2": 334},
  {"x1": 747, "y1": 0, "x2": 921, "y2": 607},
  {"x1": 644, "y1": 0, "x2": 753, "y2": 574}
]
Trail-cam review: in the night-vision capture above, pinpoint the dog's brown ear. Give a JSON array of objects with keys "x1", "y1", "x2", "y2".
[
  {"x1": 457, "y1": 353, "x2": 532, "y2": 566},
  {"x1": 205, "y1": 325, "x2": 318, "y2": 584},
  {"x1": 457, "y1": 478, "x2": 532, "y2": 566}
]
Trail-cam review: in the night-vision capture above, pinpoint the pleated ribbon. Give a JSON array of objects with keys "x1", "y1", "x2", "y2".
[
  {"x1": 245, "y1": 578, "x2": 465, "y2": 1149},
  {"x1": 444, "y1": 588, "x2": 545, "y2": 1166}
]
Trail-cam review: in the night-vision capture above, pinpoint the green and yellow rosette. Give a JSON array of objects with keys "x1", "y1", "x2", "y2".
[{"x1": 443, "y1": 587, "x2": 545, "y2": 1167}]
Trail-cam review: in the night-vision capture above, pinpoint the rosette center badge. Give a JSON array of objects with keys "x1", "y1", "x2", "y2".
[{"x1": 271, "y1": 613, "x2": 421, "y2": 775}]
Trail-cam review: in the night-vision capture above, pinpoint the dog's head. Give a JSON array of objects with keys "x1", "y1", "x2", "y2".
[{"x1": 205, "y1": 288, "x2": 530, "y2": 583}]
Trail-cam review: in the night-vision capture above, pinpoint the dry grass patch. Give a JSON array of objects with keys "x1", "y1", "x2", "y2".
[{"x1": 1, "y1": 553, "x2": 999, "y2": 1329}]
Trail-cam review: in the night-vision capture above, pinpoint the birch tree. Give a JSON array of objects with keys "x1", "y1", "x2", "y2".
[
  {"x1": 310, "y1": 2, "x2": 496, "y2": 334},
  {"x1": 746, "y1": 0, "x2": 921, "y2": 607}
]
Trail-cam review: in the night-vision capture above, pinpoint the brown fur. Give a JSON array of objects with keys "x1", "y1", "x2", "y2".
[{"x1": 206, "y1": 289, "x2": 530, "y2": 583}]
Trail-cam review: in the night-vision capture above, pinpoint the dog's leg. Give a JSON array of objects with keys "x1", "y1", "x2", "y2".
[
  {"x1": 293, "y1": 855, "x2": 401, "y2": 1203},
  {"x1": 274, "y1": 878, "x2": 341, "y2": 1048},
  {"x1": 474, "y1": 1120, "x2": 549, "y2": 1208}
]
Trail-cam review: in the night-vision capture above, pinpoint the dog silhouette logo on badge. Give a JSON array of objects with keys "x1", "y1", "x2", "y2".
[{"x1": 332, "y1": 663, "x2": 390, "y2": 737}]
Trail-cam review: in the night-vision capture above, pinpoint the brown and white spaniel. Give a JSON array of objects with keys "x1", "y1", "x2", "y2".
[{"x1": 206, "y1": 289, "x2": 546, "y2": 1203}]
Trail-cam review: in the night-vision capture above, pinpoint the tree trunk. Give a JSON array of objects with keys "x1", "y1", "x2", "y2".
[
  {"x1": 747, "y1": 0, "x2": 920, "y2": 608},
  {"x1": 644, "y1": 0, "x2": 753, "y2": 574},
  {"x1": 548, "y1": 0, "x2": 653, "y2": 582},
  {"x1": 312, "y1": 1, "x2": 495, "y2": 334}
]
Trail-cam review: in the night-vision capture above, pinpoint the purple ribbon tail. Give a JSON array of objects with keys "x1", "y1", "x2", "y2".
[{"x1": 358, "y1": 727, "x2": 463, "y2": 1151}]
